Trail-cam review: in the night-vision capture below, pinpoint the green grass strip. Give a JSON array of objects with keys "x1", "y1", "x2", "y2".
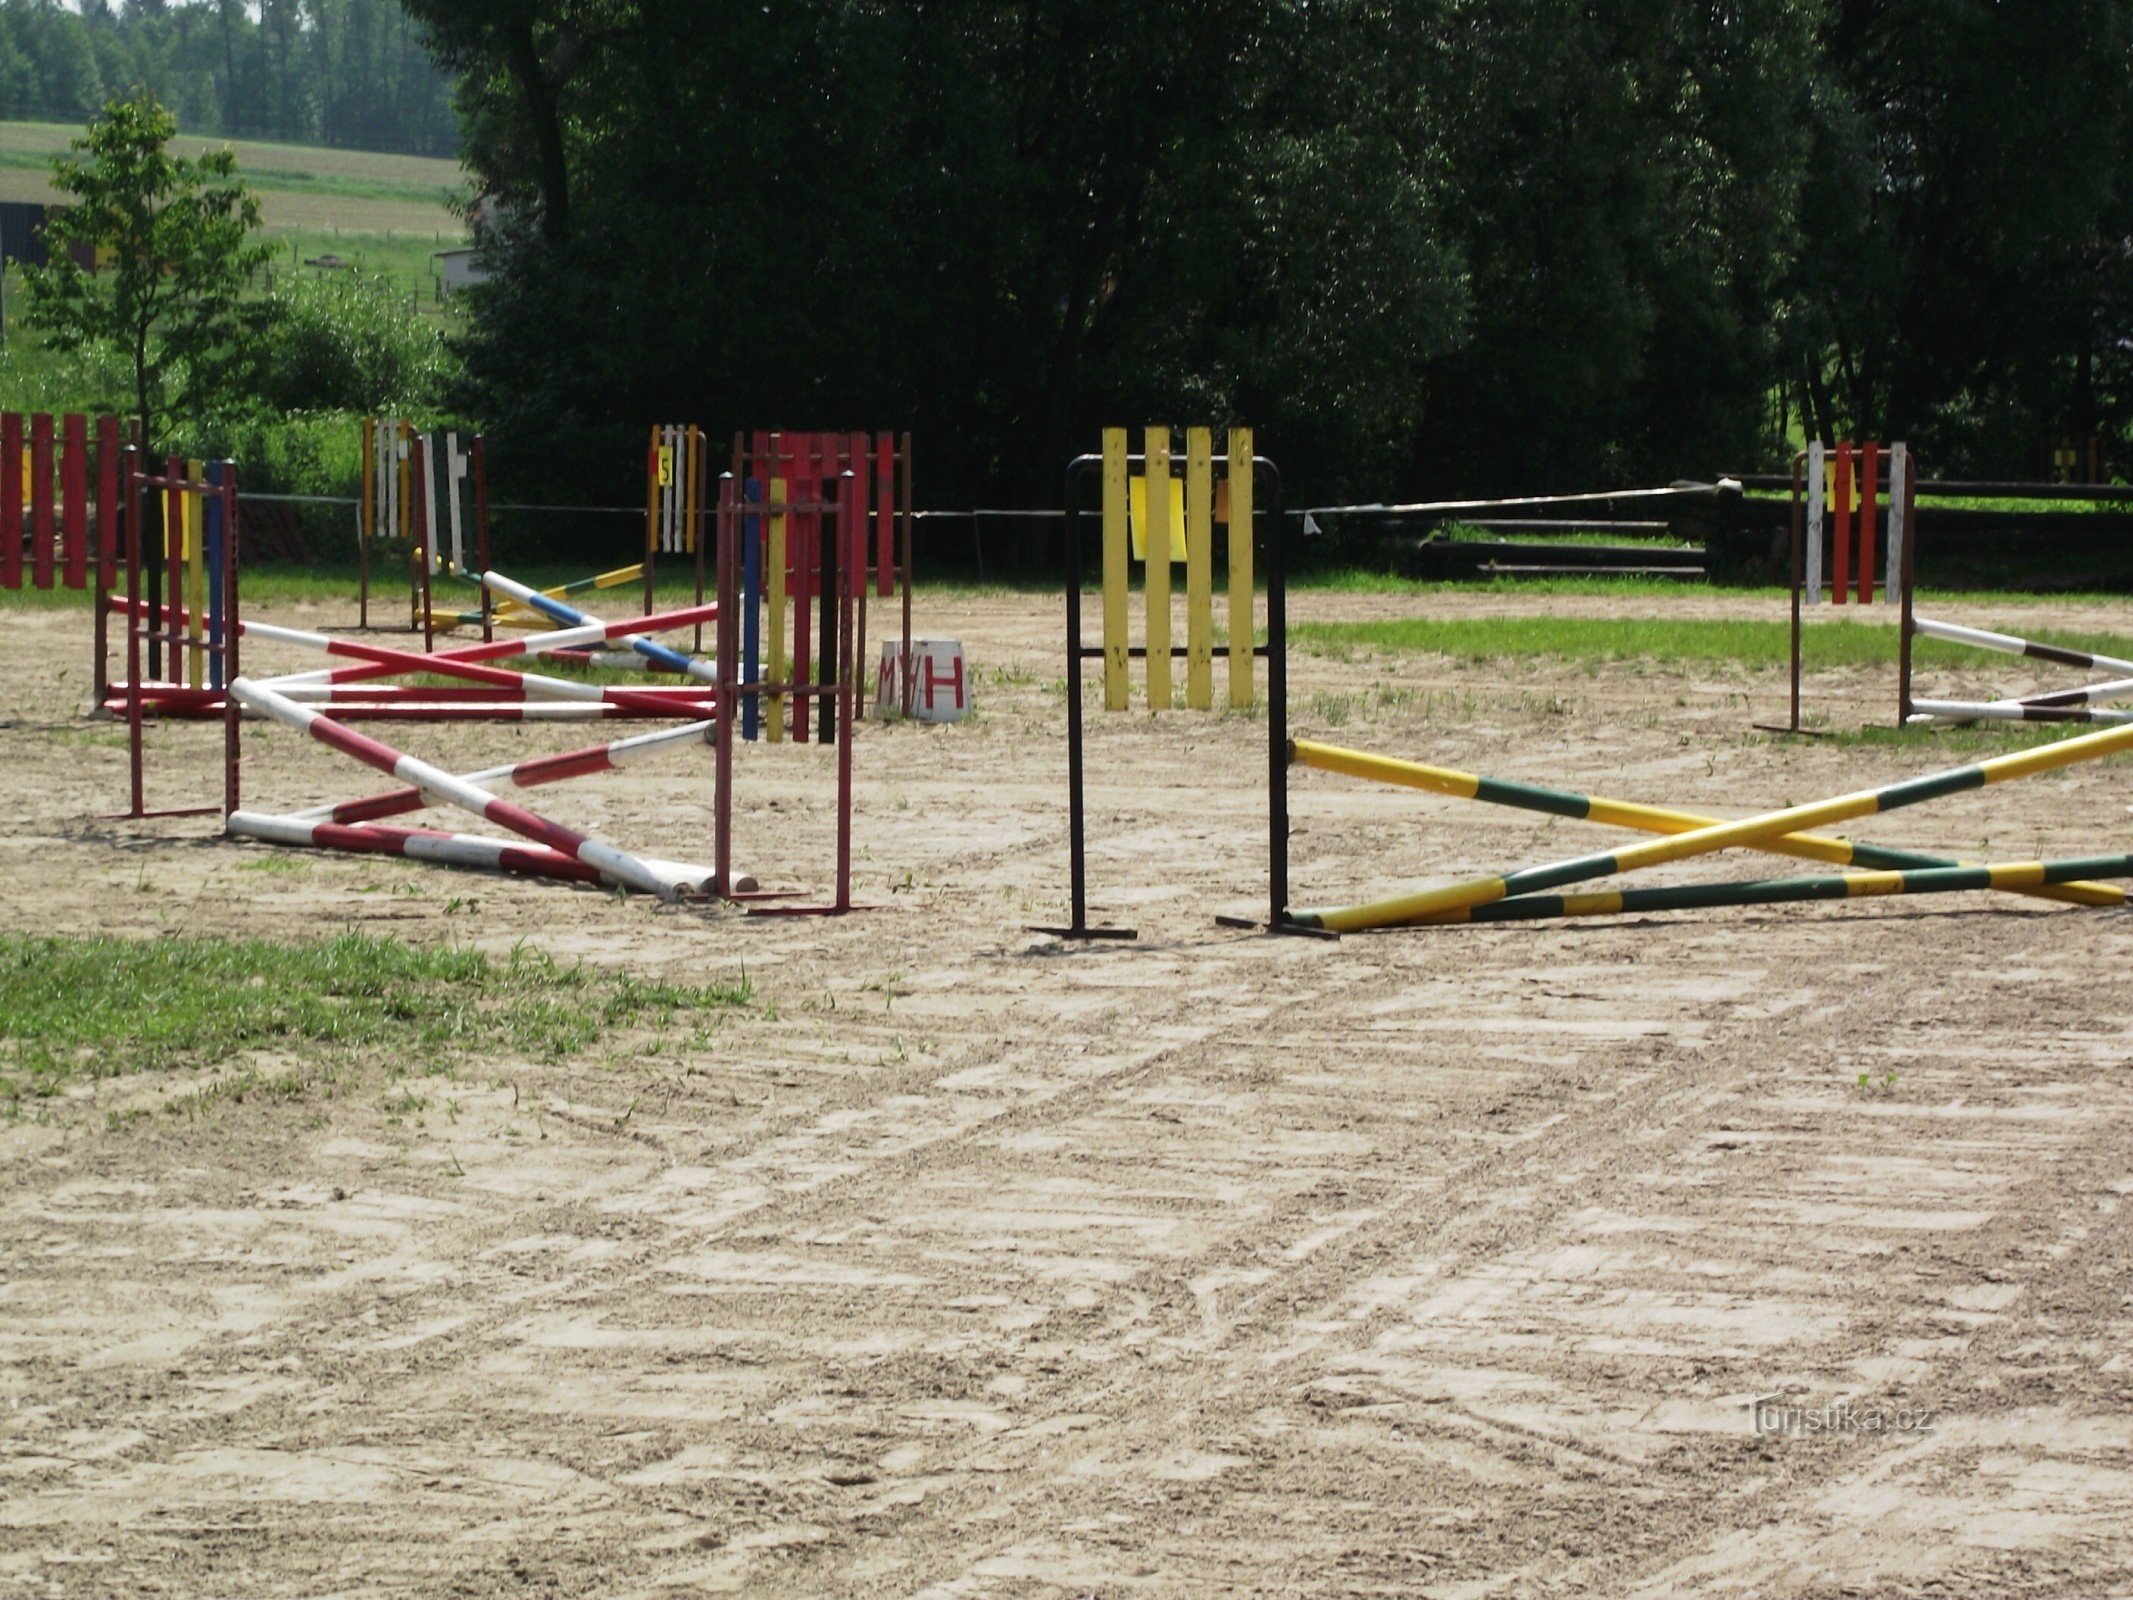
[
  {"x1": 1295, "y1": 616, "x2": 2133, "y2": 671},
  {"x1": 0, "y1": 146, "x2": 461, "y2": 207},
  {"x1": 0, "y1": 931, "x2": 749, "y2": 1100}
]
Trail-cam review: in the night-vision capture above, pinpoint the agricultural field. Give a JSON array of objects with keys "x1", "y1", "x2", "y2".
[
  {"x1": 0, "y1": 119, "x2": 466, "y2": 307},
  {"x1": 0, "y1": 118, "x2": 467, "y2": 232},
  {"x1": 3, "y1": 577, "x2": 2133, "y2": 1595}
]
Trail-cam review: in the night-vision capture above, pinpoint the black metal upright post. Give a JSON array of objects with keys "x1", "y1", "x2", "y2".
[
  {"x1": 1030, "y1": 455, "x2": 1133, "y2": 940},
  {"x1": 1753, "y1": 451, "x2": 1820, "y2": 739},
  {"x1": 1897, "y1": 452, "x2": 1918, "y2": 727},
  {"x1": 218, "y1": 460, "x2": 240, "y2": 825},
  {"x1": 1790, "y1": 452, "x2": 1803, "y2": 731},
  {"x1": 1264, "y1": 460, "x2": 1289, "y2": 930},
  {"x1": 1215, "y1": 459, "x2": 1330, "y2": 937}
]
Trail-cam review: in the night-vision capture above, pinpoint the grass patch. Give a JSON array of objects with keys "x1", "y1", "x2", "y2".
[
  {"x1": 1808, "y1": 721, "x2": 2076, "y2": 754},
  {"x1": 1434, "y1": 521, "x2": 1700, "y2": 550},
  {"x1": 0, "y1": 931, "x2": 751, "y2": 1107},
  {"x1": 1295, "y1": 615, "x2": 2133, "y2": 671},
  {"x1": 1293, "y1": 569, "x2": 1751, "y2": 602}
]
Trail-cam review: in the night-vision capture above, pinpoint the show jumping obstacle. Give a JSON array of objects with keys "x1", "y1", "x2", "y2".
[
  {"x1": 1, "y1": 411, "x2": 127, "y2": 595},
  {"x1": 1900, "y1": 617, "x2": 2133, "y2": 727},
  {"x1": 1283, "y1": 721, "x2": 2133, "y2": 932},
  {"x1": 646, "y1": 423, "x2": 708, "y2": 644},
  {"x1": 1767, "y1": 441, "x2": 2133, "y2": 734},
  {"x1": 1034, "y1": 434, "x2": 2133, "y2": 936},
  {"x1": 731, "y1": 431, "x2": 914, "y2": 739},
  {"x1": 1287, "y1": 739, "x2": 2122, "y2": 908},
  {"x1": 105, "y1": 454, "x2": 243, "y2": 821},
  {"x1": 1034, "y1": 427, "x2": 1287, "y2": 941},
  {"x1": 358, "y1": 417, "x2": 492, "y2": 645},
  {"x1": 105, "y1": 443, "x2": 883, "y2": 913},
  {"x1": 1771, "y1": 438, "x2": 1918, "y2": 733}
]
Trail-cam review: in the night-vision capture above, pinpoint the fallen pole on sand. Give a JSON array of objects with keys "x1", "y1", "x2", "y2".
[
  {"x1": 1913, "y1": 615, "x2": 2133, "y2": 678},
  {"x1": 1288, "y1": 738, "x2": 2123, "y2": 907},
  {"x1": 1403, "y1": 853, "x2": 2133, "y2": 925},
  {"x1": 229, "y1": 677, "x2": 679, "y2": 898},
  {"x1": 230, "y1": 812, "x2": 719, "y2": 895},
  {"x1": 216, "y1": 612, "x2": 708, "y2": 719},
  {"x1": 1290, "y1": 717, "x2": 2133, "y2": 931},
  {"x1": 1908, "y1": 698, "x2": 2133, "y2": 727}
]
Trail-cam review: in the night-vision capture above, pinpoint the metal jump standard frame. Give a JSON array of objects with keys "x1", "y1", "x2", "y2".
[{"x1": 1034, "y1": 444, "x2": 1318, "y2": 940}]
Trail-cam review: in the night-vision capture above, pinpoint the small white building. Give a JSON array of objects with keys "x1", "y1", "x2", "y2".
[{"x1": 432, "y1": 247, "x2": 491, "y2": 298}]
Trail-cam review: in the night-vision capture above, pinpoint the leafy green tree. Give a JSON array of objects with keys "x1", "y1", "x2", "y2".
[
  {"x1": 399, "y1": 0, "x2": 635, "y2": 247},
  {"x1": 1781, "y1": 0, "x2": 2133, "y2": 473},
  {"x1": 258, "y1": 270, "x2": 456, "y2": 414},
  {"x1": 22, "y1": 89, "x2": 272, "y2": 452},
  {"x1": 0, "y1": 0, "x2": 459, "y2": 156},
  {"x1": 415, "y1": 0, "x2": 1469, "y2": 507}
]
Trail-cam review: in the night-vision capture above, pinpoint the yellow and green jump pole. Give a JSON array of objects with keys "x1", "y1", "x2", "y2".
[
  {"x1": 1407, "y1": 853, "x2": 2133, "y2": 925},
  {"x1": 1037, "y1": 427, "x2": 1290, "y2": 940},
  {"x1": 1290, "y1": 739, "x2": 2123, "y2": 909},
  {"x1": 1290, "y1": 717, "x2": 2133, "y2": 932}
]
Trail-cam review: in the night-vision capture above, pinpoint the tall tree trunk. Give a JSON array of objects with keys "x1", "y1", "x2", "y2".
[
  {"x1": 1802, "y1": 353, "x2": 1835, "y2": 445},
  {"x1": 503, "y1": 22, "x2": 571, "y2": 246},
  {"x1": 134, "y1": 326, "x2": 154, "y2": 460}
]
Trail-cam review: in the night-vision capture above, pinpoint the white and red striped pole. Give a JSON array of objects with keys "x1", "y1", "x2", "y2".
[
  {"x1": 102, "y1": 691, "x2": 716, "y2": 723},
  {"x1": 1909, "y1": 698, "x2": 2133, "y2": 727},
  {"x1": 1913, "y1": 615, "x2": 2133, "y2": 678},
  {"x1": 259, "y1": 683, "x2": 717, "y2": 707},
  {"x1": 255, "y1": 598, "x2": 718, "y2": 688},
  {"x1": 129, "y1": 607, "x2": 716, "y2": 719},
  {"x1": 228, "y1": 676, "x2": 678, "y2": 898},
  {"x1": 291, "y1": 718, "x2": 716, "y2": 825},
  {"x1": 230, "y1": 812, "x2": 721, "y2": 895}
]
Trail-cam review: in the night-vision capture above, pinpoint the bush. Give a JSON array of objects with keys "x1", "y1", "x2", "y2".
[
  {"x1": 166, "y1": 409, "x2": 360, "y2": 499},
  {"x1": 255, "y1": 271, "x2": 456, "y2": 415}
]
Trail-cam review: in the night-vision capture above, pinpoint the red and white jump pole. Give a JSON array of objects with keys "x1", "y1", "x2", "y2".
[
  {"x1": 289, "y1": 718, "x2": 717, "y2": 826},
  {"x1": 262, "y1": 597, "x2": 722, "y2": 690},
  {"x1": 115, "y1": 601, "x2": 716, "y2": 720},
  {"x1": 228, "y1": 676, "x2": 680, "y2": 898},
  {"x1": 228, "y1": 813, "x2": 720, "y2": 895}
]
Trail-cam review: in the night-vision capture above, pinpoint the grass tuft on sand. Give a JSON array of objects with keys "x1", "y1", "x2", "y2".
[{"x1": 0, "y1": 931, "x2": 750, "y2": 1105}]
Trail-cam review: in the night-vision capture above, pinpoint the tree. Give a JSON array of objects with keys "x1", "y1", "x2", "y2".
[
  {"x1": 401, "y1": 0, "x2": 638, "y2": 247},
  {"x1": 415, "y1": 0, "x2": 1469, "y2": 509},
  {"x1": 22, "y1": 89, "x2": 271, "y2": 453},
  {"x1": 1779, "y1": 0, "x2": 2133, "y2": 474}
]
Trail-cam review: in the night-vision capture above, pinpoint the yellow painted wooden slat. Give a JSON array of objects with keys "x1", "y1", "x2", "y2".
[
  {"x1": 1185, "y1": 427, "x2": 1213, "y2": 709},
  {"x1": 1145, "y1": 426, "x2": 1172, "y2": 710},
  {"x1": 1101, "y1": 428, "x2": 1129, "y2": 711}
]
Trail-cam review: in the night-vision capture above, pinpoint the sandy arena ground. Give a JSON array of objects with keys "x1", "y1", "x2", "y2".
[{"x1": 3, "y1": 586, "x2": 2133, "y2": 1597}]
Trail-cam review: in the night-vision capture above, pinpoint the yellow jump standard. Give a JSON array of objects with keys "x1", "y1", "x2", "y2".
[
  {"x1": 1291, "y1": 718, "x2": 2133, "y2": 932},
  {"x1": 1289, "y1": 738, "x2": 2122, "y2": 909},
  {"x1": 1099, "y1": 425, "x2": 1257, "y2": 714}
]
